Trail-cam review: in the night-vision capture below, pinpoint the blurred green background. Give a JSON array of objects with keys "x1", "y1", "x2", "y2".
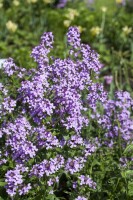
[{"x1": 0, "y1": 0, "x2": 133, "y2": 92}]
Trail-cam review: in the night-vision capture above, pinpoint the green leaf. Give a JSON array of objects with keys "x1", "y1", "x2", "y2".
[
  {"x1": 124, "y1": 144, "x2": 133, "y2": 154},
  {"x1": 125, "y1": 170, "x2": 133, "y2": 179},
  {"x1": 0, "y1": 182, "x2": 6, "y2": 187},
  {"x1": 128, "y1": 182, "x2": 133, "y2": 196}
]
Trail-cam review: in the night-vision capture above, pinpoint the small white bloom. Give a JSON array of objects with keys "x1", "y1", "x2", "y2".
[{"x1": 6, "y1": 21, "x2": 18, "y2": 32}]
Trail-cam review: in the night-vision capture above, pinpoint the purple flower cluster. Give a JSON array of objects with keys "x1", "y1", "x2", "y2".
[
  {"x1": 18, "y1": 27, "x2": 104, "y2": 132},
  {"x1": 87, "y1": 83, "x2": 107, "y2": 112},
  {"x1": 65, "y1": 157, "x2": 85, "y2": 174},
  {"x1": 2, "y1": 117, "x2": 37, "y2": 163},
  {"x1": 3, "y1": 58, "x2": 26, "y2": 78},
  {"x1": 31, "y1": 32, "x2": 53, "y2": 66},
  {"x1": 30, "y1": 155, "x2": 65, "y2": 177},
  {"x1": 0, "y1": 83, "x2": 16, "y2": 119},
  {"x1": 35, "y1": 126, "x2": 60, "y2": 149},
  {"x1": 19, "y1": 72, "x2": 55, "y2": 124},
  {"x1": 5, "y1": 164, "x2": 30, "y2": 197},
  {"x1": 96, "y1": 91, "x2": 133, "y2": 142},
  {"x1": 67, "y1": 26, "x2": 81, "y2": 49},
  {"x1": 79, "y1": 175, "x2": 96, "y2": 189},
  {"x1": 0, "y1": 27, "x2": 133, "y2": 198}
]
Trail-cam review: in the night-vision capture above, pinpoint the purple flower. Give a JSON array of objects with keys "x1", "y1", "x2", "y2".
[
  {"x1": 3, "y1": 58, "x2": 26, "y2": 78},
  {"x1": 18, "y1": 183, "x2": 31, "y2": 195},
  {"x1": 3, "y1": 58, "x2": 18, "y2": 76},
  {"x1": 75, "y1": 196, "x2": 87, "y2": 200},
  {"x1": 56, "y1": 0, "x2": 67, "y2": 8},
  {"x1": 47, "y1": 176, "x2": 59, "y2": 186},
  {"x1": 104, "y1": 75, "x2": 113, "y2": 85},
  {"x1": 65, "y1": 157, "x2": 85, "y2": 174},
  {"x1": 79, "y1": 175, "x2": 96, "y2": 189},
  {"x1": 67, "y1": 134, "x2": 84, "y2": 148},
  {"x1": 2, "y1": 117, "x2": 37, "y2": 163},
  {"x1": 5, "y1": 169, "x2": 23, "y2": 197},
  {"x1": 30, "y1": 155, "x2": 64, "y2": 177},
  {"x1": 67, "y1": 26, "x2": 81, "y2": 49}
]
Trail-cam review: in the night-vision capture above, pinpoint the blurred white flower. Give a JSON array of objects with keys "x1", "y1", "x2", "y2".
[
  {"x1": 27, "y1": 0, "x2": 38, "y2": 3},
  {"x1": 90, "y1": 26, "x2": 101, "y2": 36},
  {"x1": 122, "y1": 26, "x2": 132, "y2": 35},
  {"x1": 65, "y1": 8, "x2": 79, "y2": 21},
  {"x1": 13, "y1": 0, "x2": 20, "y2": 6},
  {"x1": 43, "y1": 0, "x2": 53, "y2": 3},
  {"x1": 0, "y1": 2, "x2": 3, "y2": 8},
  {"x1": 6, "y1": 21, "x2": 18, "y2": 32},
  {"x1": 76, "y1": 26, "x2": 86, "y2": 33},
  {"x1": 101, "y1": 6, "x2": 107, "y2": 12},
  {"x1": 64, "y1": 20, "x2": 71, "y2": 27}
]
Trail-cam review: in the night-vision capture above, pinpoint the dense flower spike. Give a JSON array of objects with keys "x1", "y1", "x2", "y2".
[
  {"x1": 67, "y1": 26, "x2": 81, "y2": 48},
  {"x1": 5, "y1": 168, "x2": 23, "y2": 197},
  {"x1": 0, "y1": 83, "x2": 16, "y2": 119},
  {"x1": 96, "y1": 91, "x2": 133, "y2": 142},
  {"x1": 31, "y1": 32, "x2": 54, "y2": 66},
  {"x1": 3, "y1": 117, "x2": 37, "y2": 163}
]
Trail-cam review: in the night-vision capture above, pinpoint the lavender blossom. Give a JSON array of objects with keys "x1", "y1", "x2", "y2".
[
  {"x1": 67, "y1": 26, "x2": 81, "y2": 49},
  {"x1": 65, "y1": 157, "x2": 85, "y2": 174},
  {"x1": 5, "y1": 169, "x2": 23, "y2": 197},
  {"x1": 47, "y1": 176, "x2": 59, "y2": 186},
  {"x1": 30, "y1": 155, "x2": 64, "y2": 177},
  {"x1": 2, "y1": 117, "x2": 37, "y2": 163},
  {"x1": 18, "y1": 183, "x2": 31, "y2": 195},
  {"x1": 56, "y1": 0, "x2": 67, "y2": 8},
  {"x1": 104, "y1": 75, "x2": 113, "y2": 85},
  {"x1": 79, "y1": 175, "x2": 96, "y2": 189},
  {"x1": 75, "y1": 196, "x2": 87, "y2": 200}
]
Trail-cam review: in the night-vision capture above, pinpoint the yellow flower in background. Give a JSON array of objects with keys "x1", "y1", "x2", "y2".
[
  {"x1": 0, "y1": 3, "x2": 3, "y2": 8},
  {"x1": 76, "y1": 26, "x2": 86, "y2": 33},
  {"x1": 101, "y1": 6, "x2": 107, "y2": 12},
  {"x1": 43, "y1": 0, "x2": 53, "y2": 3},
  {"x1": 64, "y1": 20, "x2": 71, "y2": 27},
  {"x1": 13, "y1": 0, "x2": 20, "y2": 6},
  {"x1": 27, "y1": 0, "x2": 37, "y2": 3},
  {"x1": 6, "y1": 21, "x2": 18, "y2": 32},
  {"x1": 65, "y1": 8, "x2": 79, "y2": 21},
  {"x1": 90, "y1": 26, "x2": 101, "y2": 36},
  {"x1": 116, "y1": 0, "x2": 123, "y2": 3},
  {"x1": 122, "y1": 26, "x2": 132, "y2": 35}
]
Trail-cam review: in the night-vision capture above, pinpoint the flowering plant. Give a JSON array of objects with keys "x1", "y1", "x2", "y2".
[{"x1": 0, "y1": 27, "x2": 133, "y2": 199}]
